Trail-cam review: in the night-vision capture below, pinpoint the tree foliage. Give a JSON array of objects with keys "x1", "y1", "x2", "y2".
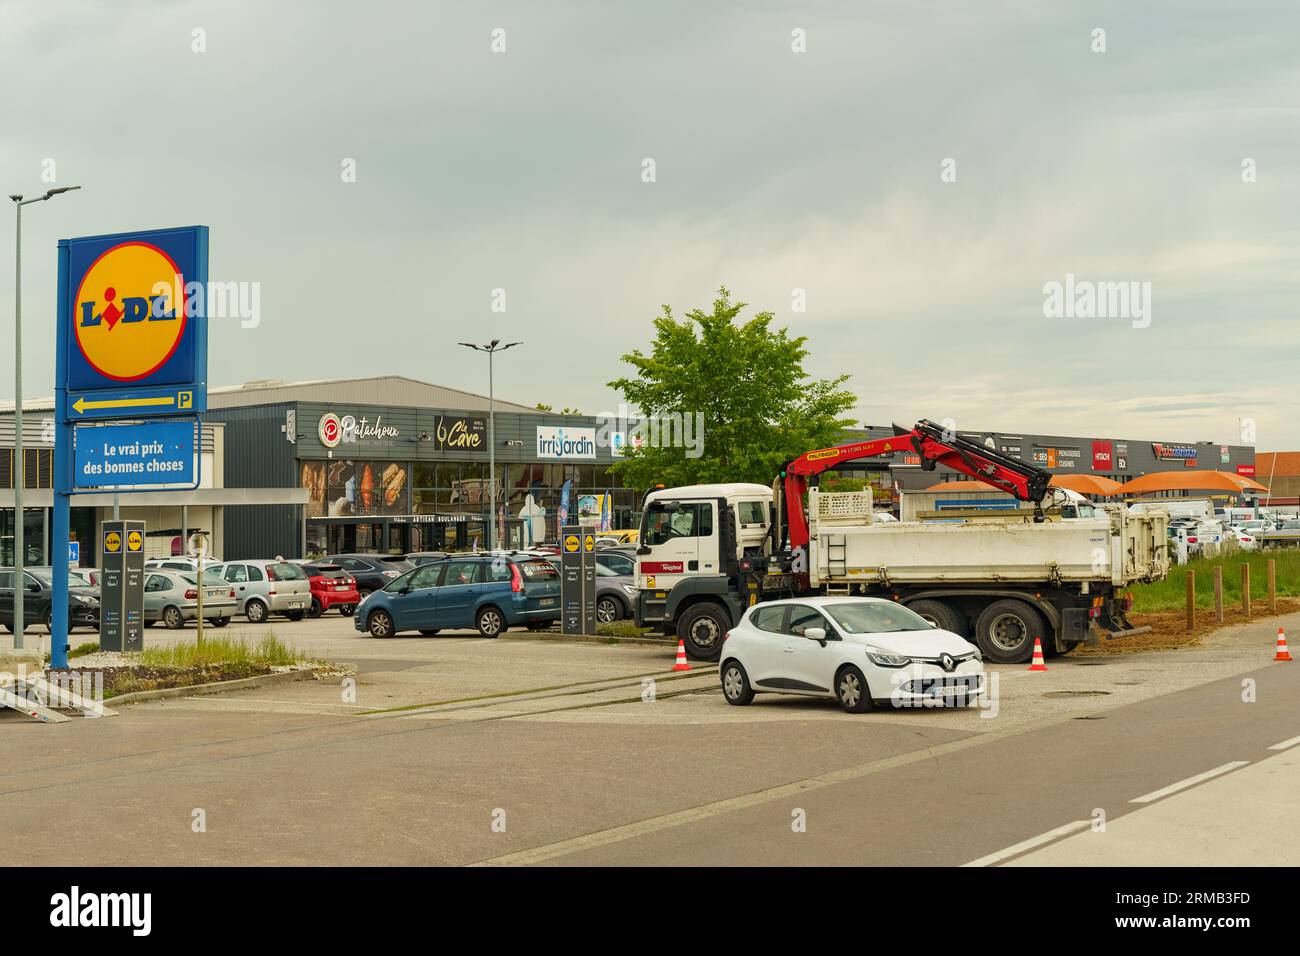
[{"x1": 608, "y1": 288, "x2": 858, "y2": 488}]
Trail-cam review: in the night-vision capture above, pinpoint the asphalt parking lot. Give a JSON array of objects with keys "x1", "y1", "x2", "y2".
[{"x1": 2, "y1": 609, "x2": 1296, "y2": 866}]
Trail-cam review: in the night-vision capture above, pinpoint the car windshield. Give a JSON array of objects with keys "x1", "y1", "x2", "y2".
[
  {"x1": 825, "y1": 602, "x2": 934, "y2": 634},
  {"x1": 268, "y1": 562, "x2": 306, "y2": 581}
]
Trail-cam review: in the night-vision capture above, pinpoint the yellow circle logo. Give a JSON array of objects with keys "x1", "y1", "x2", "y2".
[
  {"x1": 563, "y1": 534, "x2": 580, "y2": 553},
  {"x1": 584, "y1": 534, "x2": 595, "y2": 551},
  {"x1": 127, "y1": 531, "x2": 144, "y2": 552},
  {"x1": 104, "y1": 531, "x2": 122, "y2": 553},
  {"x1": 75, "y1": 242, "x2": 188, "y2": 382}
]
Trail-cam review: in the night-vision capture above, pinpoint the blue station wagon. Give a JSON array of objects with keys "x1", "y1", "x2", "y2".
[{"x1": 355, "y1": 553, "x2": 561, "y2": 638}]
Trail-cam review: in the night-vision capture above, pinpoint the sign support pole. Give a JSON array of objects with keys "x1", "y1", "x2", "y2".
[{"x1": 50, "y1": 242, "x2": 72, "y2": 670}]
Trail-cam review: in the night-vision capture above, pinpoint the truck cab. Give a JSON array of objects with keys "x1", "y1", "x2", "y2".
[{"x1": 635, "y1": 483, "x2": 772, "y2": 657}]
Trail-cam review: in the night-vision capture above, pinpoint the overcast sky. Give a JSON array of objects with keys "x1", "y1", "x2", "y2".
[{"x1": 2, "y1": 0, "x2": 1296, "y2": 449}]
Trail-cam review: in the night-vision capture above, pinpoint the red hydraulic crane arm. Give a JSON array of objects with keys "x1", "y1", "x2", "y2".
[{"x1": 780, "y1": 419, "x2": 1053, "y2": 550}]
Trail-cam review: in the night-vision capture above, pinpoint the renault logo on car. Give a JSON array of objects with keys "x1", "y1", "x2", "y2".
[{"x1": 939, "y1": 653, "x2": 956, "y2": 672}]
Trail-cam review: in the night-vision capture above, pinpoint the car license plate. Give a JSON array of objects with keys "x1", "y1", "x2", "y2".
[
  {"x1": 289, "y1": 601, "x2": 303, "y2": 609},
  {"x1": 539, "y1": 598, "x2": 555, "y2": 606},
  {"x1": 335, "y1": 585, "x2": 349, "y2": 591}
]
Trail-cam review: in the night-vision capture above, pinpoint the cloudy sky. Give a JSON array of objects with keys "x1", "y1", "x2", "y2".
[{"x1": 1, "y1": 0, "x2": 1296, "y2": 449}]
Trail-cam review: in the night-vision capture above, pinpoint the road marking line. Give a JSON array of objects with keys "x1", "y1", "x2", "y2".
[
  {"x1": 469, "y1": 729, "x2": 1002, "y2": 866},
  {"x1": 1268, "y1": 734, "x2": 1300, "y2": 751},
  {"x1": 1130, "y1": 761, "x2": 1250, "y2": 804},
  {"x1": 961, "y1": 821, "x2": 1091, "y2": 868}
]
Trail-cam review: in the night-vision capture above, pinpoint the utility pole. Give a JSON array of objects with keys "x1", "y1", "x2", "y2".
[{"x1": 458, "y1": 340, "x2": 521, "y2": 550}]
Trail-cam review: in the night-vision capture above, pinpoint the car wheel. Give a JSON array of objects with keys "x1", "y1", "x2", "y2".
[
  {"x1": 419, "y1": 629, "x2": 441, "y2": 636},
  {"x1": 368, "y1": 609, "x2": 395, "y2": 638},
  {"x1": 907, "y1": 599, "x2": 967, "y2": 638},
  {"x1": 245, "y1": 599, "x2": 268, "y2": 624},
  {"x1": 43, "y1": 609, "x2": 53, "y2": 633},
  {"x1": 286, "y1": 610, "x2": 305, "y2": 622},
  {"x1": 677, "y1": 602, "x2": 729, "y2": 661},
  {"x1": 476, "y1": 606, "x2": 505, "y2": 638},
  {"x1": 358, "y1": 588, "x2": 374, "y2": 601},
  {"x1": 721, "y1": 660, "x2": 755, "y2": 706},
  {"x1": 307, "y1": 598, "x2": 323, "y2": 619},
  {"x1": 974, "y1": 599, "x2": 1045, "y2": 664},
  {"x1": 835, "y1": 665, "x2": 873, "y2": 714},
  {"x1": 143, "y1": 620, "x2": 157, "y2": 629},
  {"x1": 163, "y1": 605, "x2": 185, "y2": 630},
  {"x1": 213, "y1": 617, "x2": 230, "y2": 628},
  {"x1": 596, "y1": 596, "x2": 622, "y2": 624},
  {"x1": 338, "y1": 604, "x2": 355, "y2": 617}
]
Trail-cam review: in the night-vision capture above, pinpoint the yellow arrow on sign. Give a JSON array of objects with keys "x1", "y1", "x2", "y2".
[{"x1": 73, "y1": 395, "x2": 176, "y2": 415}]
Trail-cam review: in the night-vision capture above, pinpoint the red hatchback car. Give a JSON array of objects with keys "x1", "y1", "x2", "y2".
[{"x1": 301, "y1": 562, "x2": 361, "y2": 617}]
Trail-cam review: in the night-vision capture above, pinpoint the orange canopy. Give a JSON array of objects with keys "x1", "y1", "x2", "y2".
[
  {"x1": 1115, "y1": 470, "x2": 1268, "y2": 496},
  {"x1": 1047, "y1": 474, "x2": 1125, "y2": 496}
]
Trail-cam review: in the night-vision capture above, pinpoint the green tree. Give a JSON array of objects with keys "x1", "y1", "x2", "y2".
[{"x1": 608, "y1": 287, "x2": 858, "y2": 488}]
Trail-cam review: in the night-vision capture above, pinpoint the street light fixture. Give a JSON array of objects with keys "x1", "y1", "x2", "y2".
[
  {"x1": 458, "y1": 340, "x2": 521, "y2": 550},
  {"x1": 9, "y1": 185, "x2": 81, "y2": 649}
]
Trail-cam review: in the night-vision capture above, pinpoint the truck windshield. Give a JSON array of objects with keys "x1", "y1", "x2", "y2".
[
  {"x1": 643, "y1": 502, "x2": 712, "y2": 545},
  {"x1": 826, "y1": 602, "x2": 933, "y2": 634}
]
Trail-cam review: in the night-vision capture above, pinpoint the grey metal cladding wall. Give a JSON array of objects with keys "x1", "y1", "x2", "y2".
[{"x1": 204, "y1": 404, "x2": 299, "y2": 559}]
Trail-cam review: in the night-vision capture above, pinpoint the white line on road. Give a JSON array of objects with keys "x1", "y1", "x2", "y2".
[
  {"x1": 1268, "y1": 734, "x2": 1300, "y2": 751},
  {"x1": 1130, "y1": 761, "x2": 1250, "y2": 804},
  {"x1": 961, "y1": 820, "x2": 1091, "y2": 868}
]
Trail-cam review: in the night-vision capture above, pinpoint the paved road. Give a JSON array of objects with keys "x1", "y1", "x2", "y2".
[{"x1": 1, "y1": 611, "x2": 1295, "y2": 866}]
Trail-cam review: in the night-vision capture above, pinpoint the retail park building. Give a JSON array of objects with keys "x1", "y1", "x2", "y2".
[{"x1": 1, "y1": 376, "x2": 1257, "y2": 565}]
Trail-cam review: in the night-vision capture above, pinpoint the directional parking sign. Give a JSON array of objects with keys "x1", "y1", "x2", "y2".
[{"x1": 59, "y1": 226, "x2": 209, "y2": 420}]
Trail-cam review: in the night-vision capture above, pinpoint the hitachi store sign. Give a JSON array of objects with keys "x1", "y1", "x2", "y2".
[{"x1": 536, "y1": 426, "x2": 596, "y2": 459}]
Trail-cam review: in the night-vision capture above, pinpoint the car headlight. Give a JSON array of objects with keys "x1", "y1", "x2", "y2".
[
  {"x1": 621, "y1": 584, "x2": 638, "y2": 596},
  {"x1": 866, "y1": 650, "x2": 911, "y2": 667}
]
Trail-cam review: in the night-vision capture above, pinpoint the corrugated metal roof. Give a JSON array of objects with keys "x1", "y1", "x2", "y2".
[
  {"x1": 0, "y1": 375, "x2": 540, "y2": 415},
  {"x1": 207, "y1": 376, "x2": 539, "y2": 413}
]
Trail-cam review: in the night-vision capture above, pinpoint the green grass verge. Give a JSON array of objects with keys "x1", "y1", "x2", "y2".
[
  {"x1": 138, "y1": 633, "x2": 302, "y2": 669},
  {"x1": 1130, "y1": 550, "x2": 1300, "y2": 612}
]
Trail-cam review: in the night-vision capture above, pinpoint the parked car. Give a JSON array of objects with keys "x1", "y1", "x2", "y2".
[
  {"x1": 211, "y1": 559, "x2": 313, "y2": 623},
  {"x1": 325, "y1": 554, "x2": 416, "y2": 598},
  {"x1": 1225, "y1": 526, "x2": 1259, "y2": 550},
  {"x1": 145, "y1": 557, "x2": 222, "y2": 572},
  {"x1": 300, "y1": 562, "x2": 361, "y2": 618},
  {"x1": 0, "y1": 567, "x2": 100, "y2": 634},
  {"x1": 356, "y1": 552, "x2": 561, "y2": 638},
  {"x1": 718, "y1": 596, "x2": 984, "y2": 713},
  {"x1": 69, "y1": 567, "x2": 102, "y2": 588},
  {"x1": 597, "y1": 529, "x2": 639, "y2": 545},
  {"x1": 543, "y1": 555, "x2": 636, "y2": 623},
  {"x1": 143, "y1": 570, "x2": 238, "y2": 629},
  {"x1": 595, "y1": 547, "x2": 636, "y2": 577}
]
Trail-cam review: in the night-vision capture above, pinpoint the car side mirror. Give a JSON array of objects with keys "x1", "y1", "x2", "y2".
[
  {"x1": 28, "y1": 583, "x2": 41, "y2": 593},
  {"x1": 929, "y1": 621, "x2": 938, "y2": 628},
  {"x1": 397, "y1": 586, "x2": 410, "y2": 595},
  {"x1": 636, "y1": 546, "x2": 650, "y2": 555},
  {"x1": 804, "y1": 627, "x2": 826, "y2": 643}
]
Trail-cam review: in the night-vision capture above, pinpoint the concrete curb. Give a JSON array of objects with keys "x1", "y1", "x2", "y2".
[
  {"x1": 107, "y1": 666, "x2": 323, "y2": 706},
  {"x1": 501, "y1": 631, "x2": 679, "y2": 649}
]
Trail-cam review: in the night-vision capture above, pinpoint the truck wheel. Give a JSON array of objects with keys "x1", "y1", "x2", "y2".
[
  {"x1": 975, "y1": 599, "x2": 1045, "y2": 664},
  {"x1": 677, "y1": 602, "x2": 730, "y2": 661},
  {"x1": 908, "y1": 599, "x2": 966, "y2": 637}
]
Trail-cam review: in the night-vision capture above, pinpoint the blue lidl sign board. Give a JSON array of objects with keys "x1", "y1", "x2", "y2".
[
  {"x1": 57, "y1": 226, "x2": 208, "y2": 421},
  {"x1": 74, "y1": 419, "x2": 198, "y2": 490}
]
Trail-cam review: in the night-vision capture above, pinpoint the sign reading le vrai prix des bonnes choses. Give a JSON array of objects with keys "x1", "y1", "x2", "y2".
[{"x1": 59, "y1": 226, "x2": 209, "y2": 489}]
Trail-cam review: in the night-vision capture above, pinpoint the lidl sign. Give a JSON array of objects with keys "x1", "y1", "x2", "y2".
[{"x1": 59, "y1": 226, "x2": 208, "y2": 420}]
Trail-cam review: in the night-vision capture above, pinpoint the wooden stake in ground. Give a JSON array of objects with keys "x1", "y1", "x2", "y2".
[
  {"x1": 1214, "y1": 566, "x2": 1224, "y2": 624},
  {"x1": 1241, "y1": 563, "x2": 1251, "y2": 619},
  {"x1": 1268, "y1": 559, "x2": 1277, "y2": 614},
  {"x1": 1186, "y1": 570, "x2": 1196, "y2": 633}
]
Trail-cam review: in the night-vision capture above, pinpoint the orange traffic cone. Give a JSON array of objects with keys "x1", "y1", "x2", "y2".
[
  {"x1": 1027, "y1": 637, "x2": 1049, "y2": 672},
  {"x1": 1275, "y1": 627, "x2": 1293, "y2": 663},
  {"x1": 671, "y1": 639, "x2": 691, "y2": 672}
]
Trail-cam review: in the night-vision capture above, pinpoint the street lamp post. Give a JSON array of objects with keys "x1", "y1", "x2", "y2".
[
  {"x1": 8, "y1": 186, "x2": 80, "y2": 650},
  {"x1": 458, "y1": 340, "x2": 521, "y2": 551}
]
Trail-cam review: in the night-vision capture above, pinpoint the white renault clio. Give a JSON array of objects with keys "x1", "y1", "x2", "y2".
[{"x1": 719, "y1": 597, "x2": 984, "y2": 713}]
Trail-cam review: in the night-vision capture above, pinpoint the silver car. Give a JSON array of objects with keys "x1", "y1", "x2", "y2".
[
  {"x1": 214, "y1": 559, "x2": 313, "y2": 623},
  {"x1": 143, "y1": 570, "x2": 238, "y2": 630}
]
